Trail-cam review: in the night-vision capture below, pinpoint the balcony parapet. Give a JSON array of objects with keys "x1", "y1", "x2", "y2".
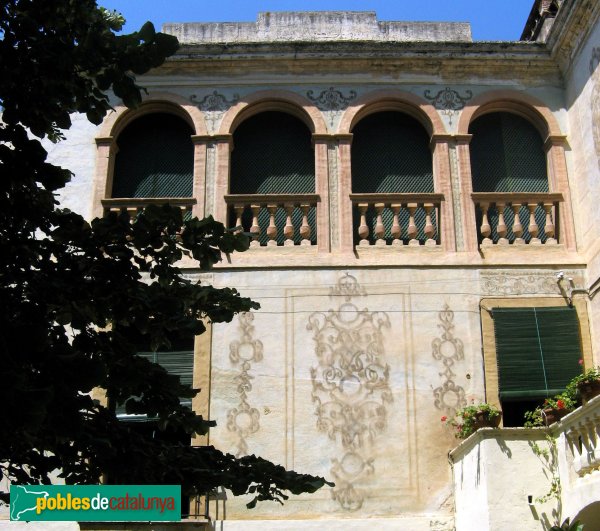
[
  {"x1": 349, "y1": 193, "x2": 444, "y2": 248},
  {"x1": 472, "y1": 192, "x2": 563, "y2": 247},
  {"x1": 559, "y1": 394, "x2": 600, "y2": 477},
  {"x1": 224, "y1": 193, "x2": 320, "y2": 248},
  {"x1": 101, "y1": 197, "x2": 196, "y2": 219}
]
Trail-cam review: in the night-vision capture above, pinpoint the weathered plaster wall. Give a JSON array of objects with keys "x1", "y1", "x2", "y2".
[
  {"x1": 564, "y1": 14, "x2": 600, "y2": 365},
  {"x1": 450, "y1": 431, "x2": 555, "y2": 531}
]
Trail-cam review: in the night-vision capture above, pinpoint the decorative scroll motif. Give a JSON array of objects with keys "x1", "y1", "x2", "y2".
[
  {"x1": 481, "y1": 271, "x2": 583, "y2": 296},
  {"x1": 227, "y1": 312, "x2": 263, "y2": 457},
  {"x1": 204, "y1": 142, "x2": 216, "y2": 216},
  {"x1": 590, "y1": 48, "x2": 600, "y2": 171},
  {"x1": 327, "y1": 142, "x2": 340, "y2": 248},
  {"x1": 449, "y1": 146, "x2": 465, "y2": 250},
  {"x1": 308, "y1": 273, "x2": 392, "y2": 511},
  {"x1": 424, "y1": 87, "x2": 473, "y2": 125},
  {"x1": 432, "y1": 304, "x2": 466, "y2": 415},
  {"x1": 306, "y1": 87, "x2": 357, "y2": 128},
  {"x1": 190, "y1": 91, "x2": 239, "y2": 133}
]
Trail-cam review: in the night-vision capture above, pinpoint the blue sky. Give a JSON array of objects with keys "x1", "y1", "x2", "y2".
[{"x1": 99, "y1": 0, "x2": 535, "y2": 41}]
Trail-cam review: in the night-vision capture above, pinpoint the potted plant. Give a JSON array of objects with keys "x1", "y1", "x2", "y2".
[
  {"x1": 443, "y1": 403, "x2": 501, "y2": 439},
  {"x1": 524, "y1": 393, "x2": 575, "y2": 427},
  {"x1": 566, "y1": 365, "x2": 600, "y2": 404}
]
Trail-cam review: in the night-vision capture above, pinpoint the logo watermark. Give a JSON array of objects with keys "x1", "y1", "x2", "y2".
[{"x1": 10, "y1": 485, "x2": 181, "y2": 521}]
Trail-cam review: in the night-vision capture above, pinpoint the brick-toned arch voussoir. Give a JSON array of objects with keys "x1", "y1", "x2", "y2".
[
  {"x1": 218, "y1": 90, "x2": 328, "y2": 135},
  {"x1": 338, "y1": 90, "x2": 446, "y2": 136},
  {"x1": 98, "y1": 91, "x2": 207, "y2": 138},
  {"x1": 457, "y1": 90, "x2": 563, "y2": 138}
]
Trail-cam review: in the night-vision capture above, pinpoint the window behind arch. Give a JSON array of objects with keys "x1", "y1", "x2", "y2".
[
  {"x1": 229, "y1": 111, "x2": 316, "y2": 245},
  {"x1": 112, "y1": 113, "x2": 194, "y2": 198},
  {"x1": 351, "y1": 111, "x2": 434, "y2": 193},
  {"x1": 469, "y1": 112, "x2": 548, "y2": 193},
  {"x1": 469, "y1": 112, "x2": 550, "y2": 244},
  {"x1": 230, "y1": 111, "x2": 315, "y2": 194},
  {"x1": 351, "y1": 111, "x2": 435, "y2": 245}
]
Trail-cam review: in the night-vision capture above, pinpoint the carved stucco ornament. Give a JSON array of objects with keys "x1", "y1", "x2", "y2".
[
  {"x1": 590, "y1": 48, "x2": 600, "y2": 171},
  {"x1": 190, "y1": 90, "x2": 240, "y2": 133},
  {"x1": 306, "y1": 87, "x2": 357, "y2": 128},
  {"x1": 226, "y1": 312, "x2": 263, "y2": 457},
  {"x1": 424, "y1": 86, "x2": 473, "y2": 125},
  {"x1": 432, "y1": 304, "x2": 466, "y2": 415},
  {"x1": 308, "y1": 273, "x2": 392, "y2": 511}
]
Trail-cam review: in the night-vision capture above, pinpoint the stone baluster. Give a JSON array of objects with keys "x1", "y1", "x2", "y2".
[
  {"x1": 266, "y1": 204, "x2": 278, "y2": 246},
  {"x1": 126, "y1": 206, "x2": 137, "y2": 219},
  {"x1": 299, "y1": 204, "x2": 311, "y2": 246},
  {"x1": 543, "y1": 202, "x2": 557, "y2": 244},
  {"x1": 528, "y1": 202, "x2": 541, "y2": 245},
  {"x1": 511, "y1": 203, "x2": 524, "y2": 245},
  {"x1": 250, "y1": 204, "x2": 261, "y2": 248},
  {"x1": 479, "y1": 202, "x2": 492, "y2": 247},
  {"x1": 283, "y1": 204, "x2": 295, "y2": 246},
  {"x1": 423, "y1": 203, "x2": 436, "y2": 247},
  {"x1": 358, "y1": 203, "x2": 370, "y2": 246},
  {"x1": 390, "y1": 203, "x2": 403, "y2": 246},
  {"x1": 374, "y1": 203, "x2": 386, "y2": 246},
  {"x1": 407, "y1": 203, "x2": 419, "y2": 246},
  {"x1": 233, "y1": 204, "x2": 244, "y2": 234},
  {"x1": 496, "y1": 202, "x2": 508, "y2": 245}
]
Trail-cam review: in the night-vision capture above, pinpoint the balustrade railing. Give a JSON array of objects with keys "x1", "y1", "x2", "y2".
[
  {"x1": 472, "y1": 193, "x2": 563, "y2": 246},
  {"x1": 225, "y1": 194, "x2": 319, "y2": 247},
  {"x1": 101, "y1": 197, "x2": 196, "y2": 220},
  {"x1": 349, "y1": 193, "x2": 444, "y2": 247},
  {"x1": 561, "y1": 395, "x2": 600, "y2": 477}
]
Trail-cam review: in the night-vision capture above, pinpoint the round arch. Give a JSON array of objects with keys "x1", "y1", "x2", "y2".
[
  {"x1": 457, "y1": 89, "x2": 563, "y2": 139},
  {"x1": 98, "y1": 91, "x2": 207, "y2": 138},
  {"x1": 338, "y1": 89, "x2": 446, "y2": 137},
  {"x1": 218, "y1": 90, "x2": 328, "y2": 135}
]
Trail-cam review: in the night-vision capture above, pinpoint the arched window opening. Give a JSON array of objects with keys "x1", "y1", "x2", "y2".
[
  {"x1": 350, "y1": 111, "x2": 438, "y2": 246},
  {"x1": 228, "y1": 111, "x2": 317, "y2": 246},
  {"x1": 112, "y1": 113, "x2": 194, "y2": 199},
  {"x1": 469, "y1": 112, "x2": 555, "y2": 245}
]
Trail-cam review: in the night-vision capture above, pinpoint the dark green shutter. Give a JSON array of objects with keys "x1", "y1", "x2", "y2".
[
  {"x1": 230, "y1": 111, "x2": 315, "y2": 194},
  {"x1": 351, "y1": 111, "x2": 434, "y2": 193},
  {"x1": 493, "y1": 307, "x2": 582, "y2": 400},
  {"x1": 469, "y1": 112, "x2": 548, "y2": 193},
  {"x1": 112, "y1": 113, "x2": 194, "y2": 198}
]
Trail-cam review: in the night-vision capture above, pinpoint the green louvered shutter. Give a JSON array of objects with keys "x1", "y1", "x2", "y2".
[
  {"x1": 117, "y1": 342, "x2": 195, "y2": 418},
  {"x1": 469, "y1": 112, "x2": 548, "y2": 193},
  {"x1": 112, "y1": 113, "x2": 194, "y2": 198},
  {"x1": 351, "y1": 111, "x2": 434, "y2": 193},
  {"x1": 493, "y1": 307, "x2": 582, "y2": 400}
]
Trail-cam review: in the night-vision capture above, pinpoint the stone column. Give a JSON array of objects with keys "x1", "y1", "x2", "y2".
[
  {"x1": 455, "y1": 134, "x2": 479, "y2": 252},
  {"x1": 190, "y1": 135, "x2": 209, "y2": 219},
  {"x1": 545, "y1": 135, "x2": 576, "y2": 251},
  {"x1": 92, "y1": 136, "x2": 117, "y2": 219},
  {"x1": 336, "y1": 133, "x2": 354, "y2": 253},
  {"x1": 211, "y1": 134, "x2": 233, "y2": 224},
  {"x1": 313, "y1": 134, "x2": 331, "y2": 252},
  {"x1": 431, "y1": 134, "x2": 456, "y2": 252}
]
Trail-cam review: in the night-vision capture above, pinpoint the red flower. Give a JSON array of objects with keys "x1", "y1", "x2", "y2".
[
  {"x1": 556, "y1": 399, "x2": 565, "y2": 409},
  {"x1": 441, "y1": 416, "x2": 447, "y2": 422},
  {"x1": 579, "y1": 359, "x2": 584, "y2": 365}
]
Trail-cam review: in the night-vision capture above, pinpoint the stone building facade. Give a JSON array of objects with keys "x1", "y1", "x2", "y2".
[{"x1": 26, "y1": 0, "x2": 600, "y2": 529}]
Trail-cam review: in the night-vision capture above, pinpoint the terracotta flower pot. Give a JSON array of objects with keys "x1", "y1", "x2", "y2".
[
  {"x1": 542, "y1": 407, "x2": 571, "y2": 426},
  {"x1": 578, "y1": 380, "x2": 600, "y2": 404},
  {"x1": 472, "y1": 411, "x2": 502, "y2": 430}
]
